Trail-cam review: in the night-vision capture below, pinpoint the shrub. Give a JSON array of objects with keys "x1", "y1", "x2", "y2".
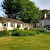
[
  {"x1": 12, "y1": 29, "x2": 38, "y2": 36},
  {"x1": 44, "y1": 31, "x2": 50, "y2": 35},
  {"x1": 0, "y1": 30, "x2": 9, "y2": 37},
  {"x1": 37, "y1": 28, "x2": 46, "y2": 33}
]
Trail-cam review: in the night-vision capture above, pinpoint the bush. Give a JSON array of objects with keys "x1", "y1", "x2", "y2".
[
  {"x1": 37, "y1": 28, "x2": 46, "y2": 33},
  {"x1": 44, "y1": 31, "x2": 50, "y2": 35},
  {"x1": 0, "y1": 28, "x2": 46, "y2": 37},
  {"x1": 0, "y1": 30, "x2": 9, "y2": 37},
  {"x1": 30, "y1": 28, "x2": 46, "y2": 34},
  {"x1": 12, "y1": 29, "x2": 38, "y2": 36}
]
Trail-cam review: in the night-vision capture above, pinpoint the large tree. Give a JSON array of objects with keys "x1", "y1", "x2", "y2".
[
  {"x1": 2, "y1": 0, "x2": 22, "y2": 19},
  {"x1": 2, "y1": 0, "x2": 41, "y2": 23}
]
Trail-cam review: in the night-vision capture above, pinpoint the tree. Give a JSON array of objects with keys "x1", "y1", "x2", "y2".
[
  {"x1": 0, "y1": 17, "x2": 4, "y2": 23},
  {"x1": 41, "y1": 9, "x2": 49, "y2": 18},
  {"x1": 20, "y1": 0, "x2": 41, "y2": 23},
  {"x1": 2, "y1": 0, "x2": 22, "y2": 19},
  {"x1": 41, "y1": 9, "x2": 49, "y2": 14},
  {"x1": 2, "y1": 0, "x2": 41, "y2": 23}
]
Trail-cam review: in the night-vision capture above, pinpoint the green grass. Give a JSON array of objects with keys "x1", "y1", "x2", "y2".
[{"x1": 0, "y1": 34, "x2": 50, "y2": 50}]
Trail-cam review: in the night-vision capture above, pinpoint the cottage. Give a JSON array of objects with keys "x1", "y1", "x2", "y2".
[
  {"x1": 36, "y1": 13, "x2": 50, "y2": 30},
  {"x1": 0, "y1": 17, "x2": 30, "y2": 31}
]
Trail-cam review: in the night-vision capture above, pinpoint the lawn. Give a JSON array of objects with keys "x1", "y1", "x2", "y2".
[{"x1": 0, "y1": 34, "x2": 50, "y2": 50}]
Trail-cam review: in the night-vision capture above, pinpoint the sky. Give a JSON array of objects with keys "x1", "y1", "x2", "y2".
[
  {"x1": 31, "y1": 0, "x2": 50, "y2": 10},
  {"x1": 0, "y1": 0, "x2": 50, "y2": 17}
]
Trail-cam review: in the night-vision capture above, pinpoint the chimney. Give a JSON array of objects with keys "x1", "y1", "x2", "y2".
[{"x1": 44, "y1": 13, "x2": 47, "y2": 19}]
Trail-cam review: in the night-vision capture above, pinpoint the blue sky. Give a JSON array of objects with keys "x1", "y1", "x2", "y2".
[
  {"x1": 0, "y1": 0, "x2": 50, "y2": 17},
  {"x1": 0, "y1": 0, "x2": 5, "y2": 17},
  {"x1": 31, "y1": 0, "x2": 50, "y2": 10}
]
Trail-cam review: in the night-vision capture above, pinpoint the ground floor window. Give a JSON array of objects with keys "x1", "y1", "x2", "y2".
[
  {"x1": 3, "y1": 22, "x2": 8, "y2": 27},
  {"x1": 44, "y1": 25, "x2": 50, "y2": 30},
  {"x1": 44, "y1": 25, "x2": 50, "y2": 28},
  {"x1": 17, "y1": 24, "x2": 20, "y2": 28},
  {"x1": 3, "y1": 24, "x2": 6, "y2": 26},
  {"x1": 10, "y1": 22, "x2": 15, "y2": 27}
]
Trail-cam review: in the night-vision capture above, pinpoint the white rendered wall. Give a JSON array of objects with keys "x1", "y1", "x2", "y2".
[
  {"x1": 20, "y1": 24, "x2": 24, "y2": 29},
  {"x1": 0, "y1": 23, "x2": 2, "y2": 31}
]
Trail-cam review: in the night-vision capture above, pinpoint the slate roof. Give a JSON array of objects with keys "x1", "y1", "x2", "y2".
[{"x1": 0, "y1": 17, "x2": 25, "y2": 24}]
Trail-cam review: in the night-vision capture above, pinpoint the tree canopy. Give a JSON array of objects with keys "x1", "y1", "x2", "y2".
[{"x1": 2, "y1": 0, "x2": 41, "y2": 23}]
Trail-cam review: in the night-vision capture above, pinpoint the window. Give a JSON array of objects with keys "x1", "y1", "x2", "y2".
[
  {"x1": 11, "y1": 22, "x2": 13, "y2": 27},
  {"x1": 13, "y1": 23, "x2": 15, "y2": 27},
  {"x1": 10, "y1": 22, "x2": 15, "y2": 27},
  {"x1": 3, "y1": 24, "x2": 6, "y2": 26},
  {"x1": 17, "y1": 24, "x2": 20, "y2": 28},
  {"x1": 22, "y1": 24, "x2": 24, "y2": 28},
  {"x1": 6, "y1": 23, "x2": 8, "y2": 27},
  {"x1": 44, "y1": 25, "x2": 50, "y2": 28},
  {"x1": 3, "y1": 22, "x2": 8, "y2": 26}
]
